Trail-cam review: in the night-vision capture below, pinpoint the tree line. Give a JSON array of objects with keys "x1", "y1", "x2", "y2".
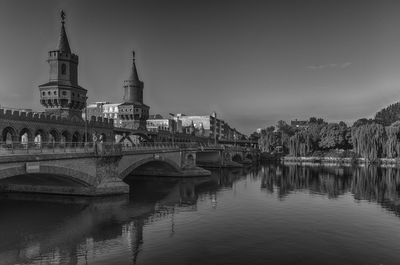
[{"x1": 253, "y1": 103, "x2": 400, "y2": 161}]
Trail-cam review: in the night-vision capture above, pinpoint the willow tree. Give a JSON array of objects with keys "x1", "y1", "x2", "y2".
[
  {"x1": 351, "y1": 123, "x2": 387, "y2": 161},
  {"x1": 288, "y1": 131, "x2": 313, "y2": 157},
  {"x1": 258, "y1": 130, "x2": 277, "y2": 152},
  {"x1": 385, "y1": 121, "x2": 400, "y2": 158}
]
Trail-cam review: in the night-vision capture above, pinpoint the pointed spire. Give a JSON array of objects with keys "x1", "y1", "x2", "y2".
[
  {"x1": 128, "y1": 50, "x2": 141, "y2": 84},
  {"x1": 57, "y1": 10, "x2": 71, "y2": 54}
]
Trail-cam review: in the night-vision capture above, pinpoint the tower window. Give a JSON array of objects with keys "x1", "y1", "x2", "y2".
[{"x1": 61, "y1": 64, "x2": 66, "y2": 75}]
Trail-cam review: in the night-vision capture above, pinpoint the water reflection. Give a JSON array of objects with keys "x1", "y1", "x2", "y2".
[
  {"x1": 261, "y1": 163, "x2": 400, "y2": 216},
  {"x1": 0, "y1": 164, "x2": 400, "y2": 264},
  {"x1": 0, "y1": 168, "x2": 251, "y2": 265}
]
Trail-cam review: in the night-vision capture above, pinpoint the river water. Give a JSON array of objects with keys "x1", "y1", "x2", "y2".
[{"x1": 1, "y1": 163, "x2": 400, "y2": 265}]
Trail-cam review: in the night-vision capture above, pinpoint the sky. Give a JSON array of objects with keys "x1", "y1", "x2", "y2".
[{"x1": 1, "y1": 0, "x2": 400, "y2": 134}]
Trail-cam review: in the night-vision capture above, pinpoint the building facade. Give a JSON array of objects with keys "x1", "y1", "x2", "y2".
[
  {"x1": 170, "y1": 113, "x2": 245, "y2": 141},
  {"x1": 146, "y1": 115, "x2": 182, "y2": 133}
]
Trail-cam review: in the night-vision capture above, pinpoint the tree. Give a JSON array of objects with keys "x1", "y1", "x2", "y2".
[
  {"x1": 276, "y1": 120, "x2": 296, "y2": 153},
  {"x1": 309, "y1": 117, "x2": 325, "y2": 124},
  {"x1": 288, "y1": 130, "x2": 312, "y2": 157},
  {"x1": 319, "y1": 123, "x2": 349, "y2": 149},
  {"x1": 385, "y1": 121, "x2": 400, "y2": 158},
  {"x1": 351, "y1": 123, "x2": 387, "y2": 161},
  {"x1": 375, "y1": 102, "x2": 400, "y2": 126},
  {"x1": 266, "y1": 126, "x2": 275, "y2": 132},
  {"x1": 352, "y1": 118, "x2": 375, "y2": 128},
  {"x1": 258, "y1": 130, "x2": 278, "y2": 152},
  {"x1": 249, "y1": 131, "x2": 260, "y2": 141},
  {"x1": 309, "y1": 117, "x2": 317, "y2": 124}
]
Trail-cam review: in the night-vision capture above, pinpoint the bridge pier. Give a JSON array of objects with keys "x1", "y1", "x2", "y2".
[{"x1": 93, "y1": 156, "x2": 130, "y2": 195}]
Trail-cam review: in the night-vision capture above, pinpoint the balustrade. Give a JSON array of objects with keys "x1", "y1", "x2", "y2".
[{"x1": 0, "y1": 140, "x2": 231, "y2": 156}]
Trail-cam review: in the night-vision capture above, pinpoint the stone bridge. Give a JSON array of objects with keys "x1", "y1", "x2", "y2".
[
  {"x1": 0, "y1": 143, "x2": 210, "y2": 196},
  {"x1": 196, "y1": 146, "x2": 259, "y2": 167}
]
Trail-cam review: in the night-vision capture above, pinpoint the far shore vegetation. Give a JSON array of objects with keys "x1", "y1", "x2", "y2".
[{"x1": 251, "y1": 102, "x2": 400, "y2": 163}]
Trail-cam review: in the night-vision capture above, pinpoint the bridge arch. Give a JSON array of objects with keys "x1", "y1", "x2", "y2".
[
  {"x1": 34, "y1": 129, "x2": 47, "y2": 144},
  {"x1": 99, "y1": 133, "x2": 107, "y2": 142},
  {"x1": 186, "y1": 153, "x2": 195, "y2": 168},
  {"x1": 19, "y1": 127, "x2": 33, "y2": 143},
  {"x1": 120, "y1": 157, "x2": 182, "y2": 180},
  {"x1": 0, "y1": 165, "x2": 96, "y2": 188},
  {"x1": 232, "y1": 153, "x2": 243, "y2": 163},
  {"x1": 72, "y1": 131, "x2": 81, "y2": 144},
  {"x1": 48, "y1": 129, "x2": 60, "y2": 143},
  {"x1": 245, "y1": 154, "x2": 253, "y2": 160},
  {"x1": 2, "y1": 126, "x2": 17, "y2": 143},
  {"x1": 61, "y1": 130, "x2": 71, "y2": 143}
]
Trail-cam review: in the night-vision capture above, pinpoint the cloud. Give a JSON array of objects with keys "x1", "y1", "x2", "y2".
[{"x1": 307, "y1": 62, "x2": 352, "y2": 70}]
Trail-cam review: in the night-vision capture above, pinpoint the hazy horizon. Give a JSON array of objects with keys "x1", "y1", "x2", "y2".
[{"x1": 1, "y1": 0, "x2": 400, "y2": 134}]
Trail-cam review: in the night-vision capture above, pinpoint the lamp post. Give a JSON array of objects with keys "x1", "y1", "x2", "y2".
[
  {"x1": 213, "y1": 112, "x2": 217, "y2": 146},
  {"x1": 169, "y1": 113, "x2": 176, "y2": 146},
  {"x1": 84, "y1": 97, "x2": 88, "y2": 145}
]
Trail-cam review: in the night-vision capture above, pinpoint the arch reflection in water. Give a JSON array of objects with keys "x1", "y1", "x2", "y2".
[{"x1": 0, "y1": 168, "x2": 246, "y2": 265}]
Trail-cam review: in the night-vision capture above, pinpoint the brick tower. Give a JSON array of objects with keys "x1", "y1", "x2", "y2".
[
  {"x1": 39, "y1": 10, "x2": 87, "y2": 120},
  {"x1": 118, "y1": 51, "x2": 150, "y2": 130}
]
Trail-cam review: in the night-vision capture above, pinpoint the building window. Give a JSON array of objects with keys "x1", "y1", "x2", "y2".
[
  {"x1": 42, "y1": 92, "x2": 45, "y2": 96},
  {"x1": 54, "y1": 91, "x2": 57, "y2": 95},
  {"x1": 61, "y1": 64, "x2": 66, "y2": 75},
  {"x1": 62, "y1": 91, "x2": 67, "y2": 96}
]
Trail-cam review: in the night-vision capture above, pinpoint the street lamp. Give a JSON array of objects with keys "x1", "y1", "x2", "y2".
[
  {"x1": 213, "y1": 111, "x2": 217, "y2": 145},
  {"x1": 84, "y1": 97, "x2": 88, "y2": 145},
  {"x1": 169, "y1": 113, "x2": 176, "y2": 146}
]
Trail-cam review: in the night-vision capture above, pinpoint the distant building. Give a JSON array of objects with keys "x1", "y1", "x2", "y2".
[
  {"x1": 85, "y1": 101, "x2": 108, "y2": 121},
  {"x1": 103, "y1": 103, "x2": 122, "y2": 127},
  {"x1": 146, "y1": 114, "x2": 182, "y2": 133},
  {"x1": 84, "y1": 102, "x2": 122, "y2": 127},
  {"x1": 169, "y1": 113, "x2": 245, "y2": 140}
]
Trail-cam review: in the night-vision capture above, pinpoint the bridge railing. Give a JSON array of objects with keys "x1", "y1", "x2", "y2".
[
  {"x1": 0, "y1": 142, "x2": 95, "y2": 155},
  {"x1": 120, "y1": 142, "x2": 225, "y2": 152},
  {"x1": 121, "y1": 142, "x2": 184, "y2": 152},
  {"x1": 0, "y1": 141, "x2": 238, "y2": 156}
]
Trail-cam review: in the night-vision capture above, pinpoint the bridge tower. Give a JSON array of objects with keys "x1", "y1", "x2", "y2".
[
  {"x1": 118, "y1": 51, "x2": 150, "y2": 130},
  {"x1": 38, "y1": 10, "x2": 87, "y2": 120}
]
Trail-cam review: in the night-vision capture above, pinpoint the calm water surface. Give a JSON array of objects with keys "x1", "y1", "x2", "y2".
[{"x1": 1, "y1": 164, "x2": 400, "y2": 265}]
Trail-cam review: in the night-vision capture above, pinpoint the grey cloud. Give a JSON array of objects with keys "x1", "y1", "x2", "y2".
[{"x1": 307, "y1": 62, "x2": 352, "y2": 70}]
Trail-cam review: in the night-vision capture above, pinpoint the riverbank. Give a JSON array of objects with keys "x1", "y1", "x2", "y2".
[{"x1": 282, "y1": 156, "x2": 400, "y2": 166}]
